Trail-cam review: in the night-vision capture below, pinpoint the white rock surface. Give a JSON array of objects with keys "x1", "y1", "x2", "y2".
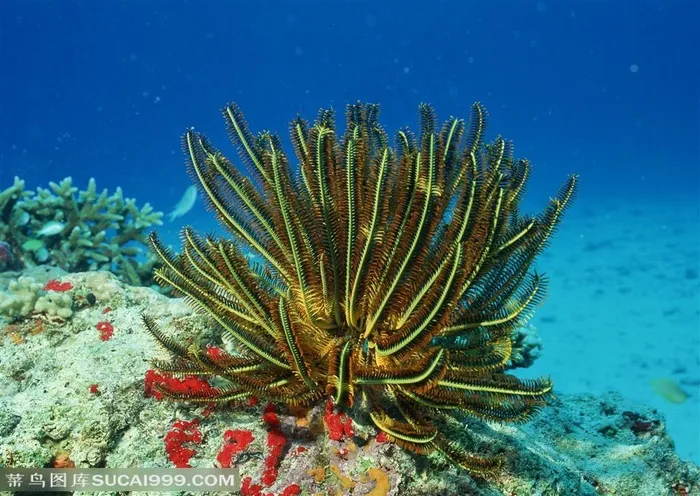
[{"x1": 0, "y1": 271, "x2": 697, "y2": 496}]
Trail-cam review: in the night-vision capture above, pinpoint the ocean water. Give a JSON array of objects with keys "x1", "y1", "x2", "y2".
[{"x1": 1, "y1": 0, "x2": 698, "y2": 465}]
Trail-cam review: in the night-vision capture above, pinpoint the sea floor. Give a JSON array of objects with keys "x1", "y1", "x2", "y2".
[{"x1": 524, "y1": 191, "x2": 700, "y2": 464}]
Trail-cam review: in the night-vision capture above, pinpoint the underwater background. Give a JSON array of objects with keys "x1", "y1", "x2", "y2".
[{"x1": 1, "y1": 0, "x2": 698, "y2": 466}]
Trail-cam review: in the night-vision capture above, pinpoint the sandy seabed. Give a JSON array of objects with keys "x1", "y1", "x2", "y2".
[{"x1": 524, "y1": 192, "x2": 700, "y2": 465}]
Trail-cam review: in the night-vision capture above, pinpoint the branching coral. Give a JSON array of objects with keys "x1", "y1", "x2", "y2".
[
  {"x1": 144, "y1": 101, "x2": 577, "y2": 474},
  {"x1": 0, "y1": 176, "x2": 163, "y2": 286}
]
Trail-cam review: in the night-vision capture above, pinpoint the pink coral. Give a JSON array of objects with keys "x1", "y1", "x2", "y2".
[
  {"x1": 164, "y1": 418, "x2": 202, "y2": 468},
  {"x1": 44, "y1": 279, "x2": 73, "y2": 292},
  {"x1": 324, "y1": 399, "x2": 354, "y2": 441},
  {"x1": 96, "y1": 321, "x2": 114, "y2": 341},
  {"x1": 144, "y1": 369, "x2": 215, "y2": 400},
  {"x1": 216, "y1": 429, "x2": 254, "y2": 468}
]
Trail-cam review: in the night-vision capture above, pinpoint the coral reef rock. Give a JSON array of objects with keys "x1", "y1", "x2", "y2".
[{"x1": 0, "y1": 270, "x2": 697, "y2": 496}]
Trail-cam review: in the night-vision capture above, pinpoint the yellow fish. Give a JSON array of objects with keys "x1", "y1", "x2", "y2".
[{"x1": 650, "y1": 378, "x2": 688, "y2": 404}]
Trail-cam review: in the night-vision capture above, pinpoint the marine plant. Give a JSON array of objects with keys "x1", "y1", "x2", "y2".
[{"x1": 145, "y1": 101, "x2": 577, "y2": 474}]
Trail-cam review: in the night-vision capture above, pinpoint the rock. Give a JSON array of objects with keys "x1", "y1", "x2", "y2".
[{"x1": 0, "y1": 271, "x2": 697, "y2": 496}]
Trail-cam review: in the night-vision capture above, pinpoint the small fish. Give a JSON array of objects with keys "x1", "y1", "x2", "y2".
[
  {"x1": 650, "y1": 378, "x2": 688, "y2": 404},
  {"x1": 167, "y1": 185, "x2": 197, "y2": 221},
  {"x1": 37, "y1": 221, "x2": 65, "y2": 237},
  {"x1": 13, "y1": 210, "x2": 30, "y2": 226},
  {"x1": 36, "y1": 247, "x2": 50, "y2": 262},
  {"x1": 22, "y1": 239, "x2": 44, "y2": 251}
]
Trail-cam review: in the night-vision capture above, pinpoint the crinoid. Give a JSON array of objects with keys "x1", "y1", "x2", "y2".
[{"x1": 144, "y1": 101, "x2": 577, "y2": 474}]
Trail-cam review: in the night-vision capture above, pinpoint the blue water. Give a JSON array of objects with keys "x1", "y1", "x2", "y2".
[{"x1": 2, "y1": 0, "x2": 699, "y2": 463}]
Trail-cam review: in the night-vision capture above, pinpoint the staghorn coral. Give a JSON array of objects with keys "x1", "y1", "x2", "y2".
[
  {"x1": 144, "y1": 101, "x2": 577, "y2": 474},
  {"x1": 0, "y1": 176, "x2": 163, "y2": 286}
]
